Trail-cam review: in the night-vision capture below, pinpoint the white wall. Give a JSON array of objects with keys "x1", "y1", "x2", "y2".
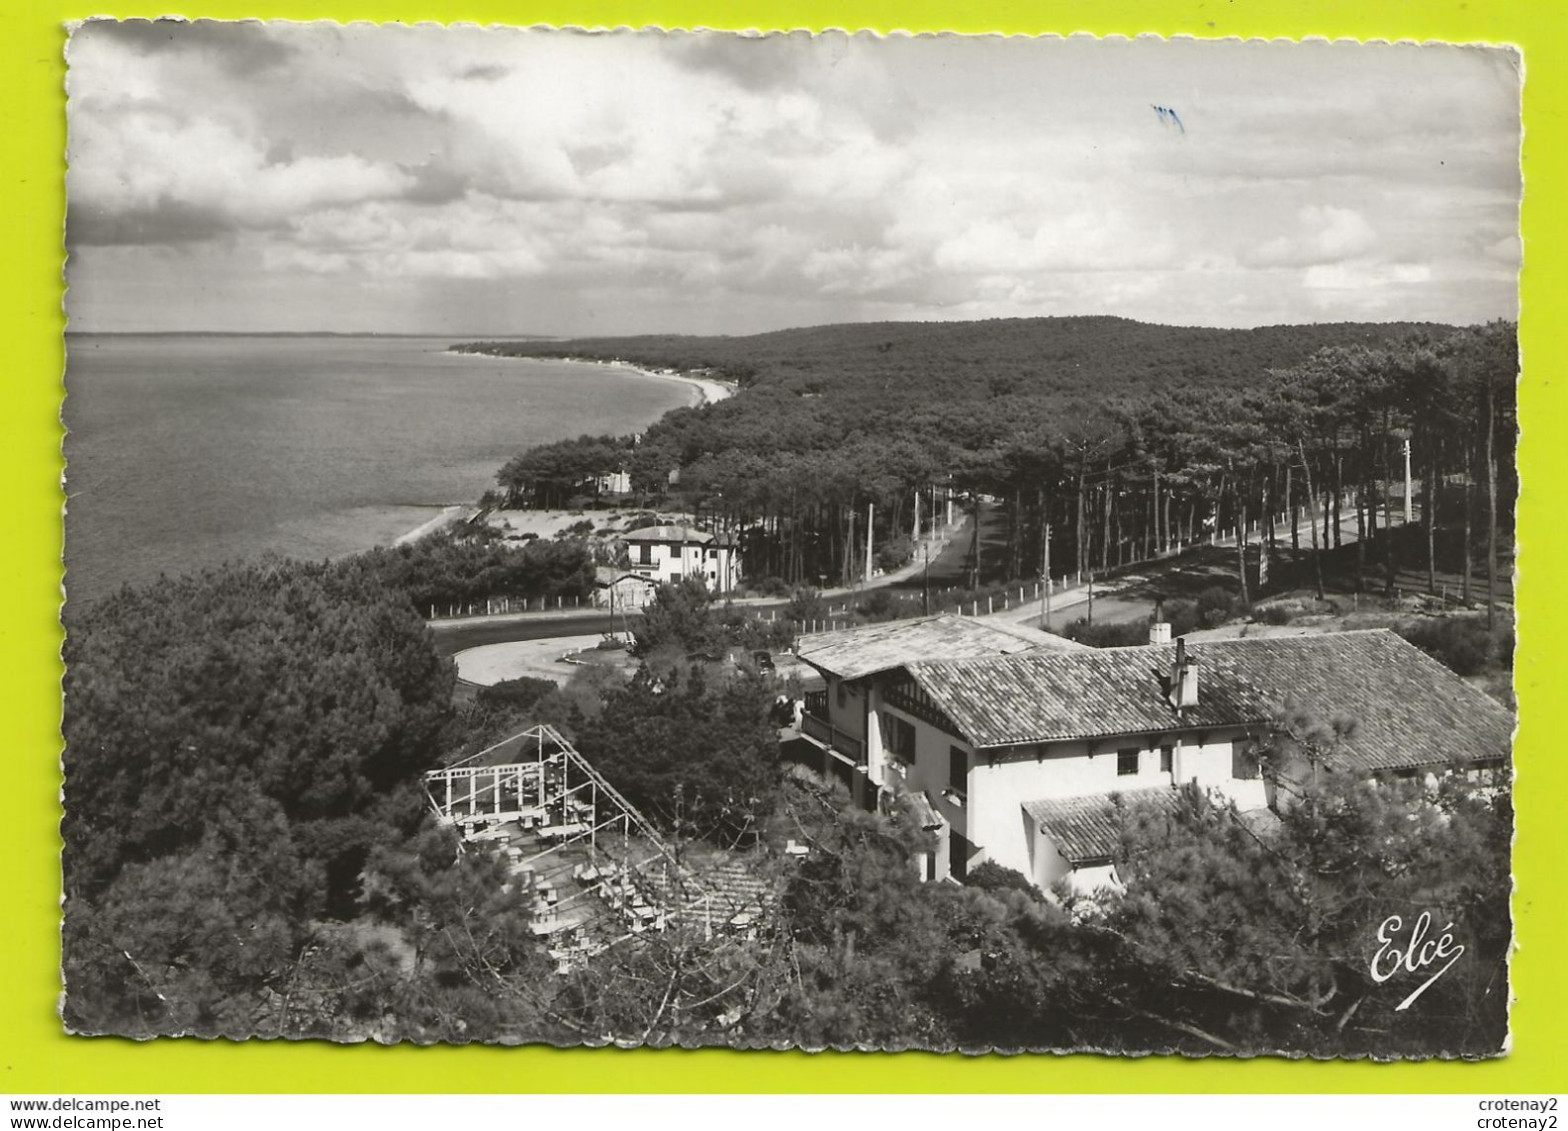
[
  {"x1": 1063, "y1": 863, "x2": 1120, "y2": 897},
  {"x1": 1027, "y1": 824, "x2": 1123, "y2": 897},
  {"x1": 826, "y1": 676, "x2": 865, "y2": 743},
  {"x1": 628, "y1": 540, "x2": 737, "y2": 588},
  {"x1": 873, "y1": 702, "x2": 974, "y2": 879},
  {"x1": 1028, "y1": 818, "x2": 1065, "y2": 889},
  {"x1": 882, "y1": 705, "x2": 1267, "y2": 883}
]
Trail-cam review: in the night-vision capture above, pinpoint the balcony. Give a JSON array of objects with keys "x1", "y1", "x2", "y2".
[{"x1": 800, "y1": 711, "x2": 865, "y2": 765}]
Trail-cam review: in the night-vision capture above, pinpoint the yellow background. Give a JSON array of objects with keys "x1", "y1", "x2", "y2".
[{"x1": 3, "y1": 0, "x2": 1561, "y2": 1094}]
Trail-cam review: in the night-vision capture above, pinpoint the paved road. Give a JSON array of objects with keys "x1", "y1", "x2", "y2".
[
  {"x1": 431, "y1": 613, "x2": 630, "y2": 658},
  {"x1": 428, "y1": 517, "x2": 969, "y2": 656},
  {"x1": 453, "y1": 634, "x2": 609, "y2": 686},
  {"x1": 432, "y1": 503, "x2": 1483, "y2": 660}
]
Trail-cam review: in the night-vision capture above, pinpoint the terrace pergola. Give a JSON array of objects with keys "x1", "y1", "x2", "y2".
[{"x1": 424, "y1": 725, "x2": 764, "y2": 970}]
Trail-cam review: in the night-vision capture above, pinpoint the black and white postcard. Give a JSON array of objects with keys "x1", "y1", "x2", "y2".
[{"x1": 62, "y1": 24, "x2": 1519, "y2": 1057}]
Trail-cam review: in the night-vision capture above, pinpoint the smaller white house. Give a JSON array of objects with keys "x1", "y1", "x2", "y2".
[
  {"x1": 622, "y1": 525, "x2": 741, "y2": 592},
  {"x1": 591, "y1": 567, "x2": 657, "y2": 612},
  {"x1": 595, "y1": 469, "x2": 633, "y2": 496}
]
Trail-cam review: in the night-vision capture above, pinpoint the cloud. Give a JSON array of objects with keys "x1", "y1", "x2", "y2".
[
  {"x1": 1303, "y1": 261, "x2": 1434, "y2": 291},
  {"x1": 67, "y1": 199, "x2": 234, "y2": 246},
  {"x1": 75, "y1": 18, "x2": 294, "y2": 77},
  {"x1": 1244, "y1": 205, "x2": 1378, "y2": 268},
  {"x1": 667, "y1": 32, "x2": 819, "y2": 92},
  {"x1": 67, "y1": 99, "x2": 413, "y2": 245},
  {"x1": 63, "y1": 27, "x2": 1523, "y2": 333}
]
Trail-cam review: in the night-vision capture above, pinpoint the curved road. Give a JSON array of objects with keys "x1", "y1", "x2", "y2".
[
  {"x1": 430, "y1": 612, "x2": 633, "y2": 659},
  {"x1": 430, "y1": 503, "x2": 1466, "y2": 662},
  {"x1": 430, "y1": 515, "x2": 974, "y2": 660}
]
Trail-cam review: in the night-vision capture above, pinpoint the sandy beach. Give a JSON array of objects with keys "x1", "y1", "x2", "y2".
[
  {"x1": 451, "y1": 348, "x2": 736, "y2": 408},
  {"x1": 598, "y1": 360, "x2": 735, "y2": 407},
  {"x1": 392, "y1": 504, "x2": 476, "y2": 547},
  {"x1": 392, "y1": 350, "x2": 730, "y2": 548},
  {"x1": 486, "y1": 507, "x2": 698, "y2": 542}
]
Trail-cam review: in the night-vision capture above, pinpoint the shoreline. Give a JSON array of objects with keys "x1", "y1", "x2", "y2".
[
  {"x1": 597, "y1": 359, "x2": 736, "y2": 408},
  {"x1": 449, "y1": 348, "x2": 736, "y2": 408},
  {"x1": 392, "y1": 504, "x2": 477, "y2": 547},
  {"x1": 391, "y1": 350, "x2": 735, "y2": 547}
]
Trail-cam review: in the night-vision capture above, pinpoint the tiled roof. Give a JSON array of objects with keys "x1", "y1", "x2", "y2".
[
  {"x1": 908, "y1": 644, "x2": 1271, "y2": 747},
  {"x1": 909, "y1": 630, "x2": 1513, "y2": 774},
  {"x1": 1191, "y1": 630, "x2": 1514, "y2": 773},
  {"x1": 1023, "y1": 788, "x2": 1190, "y2": 864},
  {"x1": 794, "y1": 614, "x2": 1083, "y2": 681},
  {"x1": 622, "y1": 525, "x2": 713, "y2": 544}
]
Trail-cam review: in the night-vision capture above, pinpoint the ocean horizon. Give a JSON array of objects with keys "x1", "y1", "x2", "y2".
[{"x1": 62, "y1": 333, "x2": 693, "y2": 606}]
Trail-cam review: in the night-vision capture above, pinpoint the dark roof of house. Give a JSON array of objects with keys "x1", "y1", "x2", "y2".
[
  {"x1": 794, "y1": 613, "x2": 1083, "y2": 681},
  {"x1": 907, "y1": 643, "x2": 1271, "y2": 747},
  {"x1": 1023, "y1": 787, "x2": 1190, "y2": 865},
  {"x1": 908, "y1": 630, "x2": 1513, "y2": 774},
  {"x1": 1192, "y1": 630, "x2": 1514, "y2": 773}
]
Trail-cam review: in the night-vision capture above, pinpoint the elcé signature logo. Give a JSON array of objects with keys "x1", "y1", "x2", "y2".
[{"x1": 1370, "y1": 911, "x2": 1466, "y2": 1011}]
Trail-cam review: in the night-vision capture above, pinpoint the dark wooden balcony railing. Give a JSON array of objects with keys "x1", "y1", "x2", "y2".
[{"x1": 801, "y1": 712, "x2": 865, "y2": 764}]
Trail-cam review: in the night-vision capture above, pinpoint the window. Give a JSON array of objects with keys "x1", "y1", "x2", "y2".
[
  {"x1": 1117, "y1": 748, "x2": 1140, "y2": 776},
  {"x1": 1160, "y1": 745, "x2": 1174, "y2": 774},
  {"x1": 948, "y1": 746, "x2": 968, "y2": 793},
  {"x1": 1232, "y1": 741, "x2": 1260, "y2": 780}
]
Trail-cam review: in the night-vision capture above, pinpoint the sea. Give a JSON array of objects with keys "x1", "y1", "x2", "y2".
[{"x1": 62, "y1": 334, "x2": 694, "y2": 607}]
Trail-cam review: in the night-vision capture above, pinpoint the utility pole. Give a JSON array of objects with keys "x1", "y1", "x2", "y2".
[
  {"x1": 1298, "y1": 441, "x2": 1326, "y2": 601},
  {"x1": 846, "y1": 506, "x2": 856, "y2": 589},
  {"x1": 1087, "y1": 568, "x2": 1094, "y2": 625},
  {"x1": 968, "y1": 495, "x2": 981, "y2": 590},
  {"x1": 1152, "y1": 468, "x2": 1161, "y2": 555},
  {"x1": 1258, "y1": 479, "x2": 1270, "y2": 588},
  {"x1": 1039, "y1": 522, "x2": 1052, "y2": 631},
  {"x1": 1411, "y1": 436, "x2": 1423, "y2": 527},
  {"x1": 865, "y1": 501, "x2": 874, "y2": 582},
  {"x1": 923, "y1": 542, "x2": 930, "y2": 616}
]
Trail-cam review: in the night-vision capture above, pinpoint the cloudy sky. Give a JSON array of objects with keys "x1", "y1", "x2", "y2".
[{"x1": 65, "y1": 23, "x2": 1521, "y2": 335}]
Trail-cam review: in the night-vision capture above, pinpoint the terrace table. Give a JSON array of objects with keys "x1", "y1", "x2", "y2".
[{"x1": 537, "y1": 823, "x2": 587, "y2": 841}]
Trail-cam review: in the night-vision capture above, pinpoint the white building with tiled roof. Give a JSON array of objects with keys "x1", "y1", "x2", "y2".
[
  {"x1": 794, "y1": 617, "x2": 1512, "y2": 895},
  {"x1": 792, "y1": 614, "x2": 1083, "y2": 810},
  {"x1": 621, "y1": 524, "x2": 741, "y2": 591}
]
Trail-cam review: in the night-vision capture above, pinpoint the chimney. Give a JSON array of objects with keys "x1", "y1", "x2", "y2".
[
  {"x1": 1149, "y1": 598, "x2": 1171, "y2": 646},
  {"x1": 1170, "y1": 637, "x2": 1199, "y2": 709}
]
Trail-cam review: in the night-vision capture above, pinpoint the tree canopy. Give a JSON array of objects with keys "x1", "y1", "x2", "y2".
[
  {"x1": 469, "y1": 316, "x2": 1515, "y2": 604},
  {"x1": 575, "y1": 664, "x2": 782, "y2": 842},
  {"x1": 1094, "y1": 772, "x2": 1511, "y2": 1056},
  {"x1": 62, "y1": 559, "x2": 456, "y2": 1034}
]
